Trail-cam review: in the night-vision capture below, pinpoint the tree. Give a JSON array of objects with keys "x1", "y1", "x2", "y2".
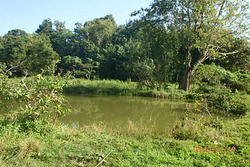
[
  {"x1": 215, "y1": 37, "x2": 250, "y2": 73},
  {"x1": 25, "y1": 34, "x2": 60, "y2": 75},
  {"x1": 0, "y1": 36, "x2": 3, "y2": 50},
  {"x1": 0, "y1": 29, "x2": 29, "y2": 76},
  {"x1": 0, "y1": 30, "x2": 59, "y2": 76},
  {"x1": 100, "y1": 44, "x2": 130, "y2": 80},
  {"x1": 83, "y1": 58, "x2": 99, "y2": 80},
  {"x1": 49, "y1": 21, "x2": 74, "y2": 57},
  {"x1": 135, "y1": 0, "x2": 250, "y2": 91},
  {"x1": 58, "y1": 55, "x2": 84, "y2": 77},
  {"x1": 36, "y1": 19, "x2": 74, "y2": 58},
  {"x1": 126, "y1": 20, "x2": 182, "y2": 84},
  {"x1": 83, "y1": 15, "x2": 117, "y2": 48},
  {"x1": 36, "y1": 18, "x2": 53, "y2": 35}
]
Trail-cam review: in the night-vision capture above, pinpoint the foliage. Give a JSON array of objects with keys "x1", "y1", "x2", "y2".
[
  {"x1": 0, "y1": 30, "x2": 59, "y2": 76},
  {"x1": 100, "y1": 44, "x2": 130, "y2": 80},
  {"x1": 0, "y1": 29, "x2": 29, "y2": 76},
  {"x1": 1, "y1": 13, "x2": 249, "y2": 89},
  {"x1": 192, "y1": 64, "x2": 250, "y2": 115},
  {"x1": 135, "y1": 0, "x2": 250, "y2": 91},
  {"x1": 205, "y1": 92, "x2": 249, "y2": 115},
  {"x1": 36, "y1": 19, "x2": 74, "y2": 58},
  {"x1": 82, "y1": 58, "x2": 99, "y2": 80},
  {"x1": 83, "y1": 15, "x2": 117, "y2": 48},
  {"x1": 193, "y1": 64, "x2": 250, "y2": 93},
  {"x1": 58, "y1": 55, "x2": 85, "y2": 77},
  {"x1": 0, "y1": 75, "x2": 69, "y2": 133},
  {"x1": 215, "y1": 37, "x2": 250, "y2": 73},
  {"x1": 25, "y1": 34, "x2": 60, "y2": 75}
]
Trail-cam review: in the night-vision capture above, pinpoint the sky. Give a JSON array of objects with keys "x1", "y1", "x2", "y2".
[{"x1": 0, "y1": 0, "x2": 153, "y2": 36}]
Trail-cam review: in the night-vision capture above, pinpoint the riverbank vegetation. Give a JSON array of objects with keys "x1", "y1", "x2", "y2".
[
  {"x1": 0, "y1": 76, "x2": 249, "y2": 166},
  {"x1": 0, "y1": 75, "x2": 249, "y2": 166},
  {"x1": 1, "y1": 0, "x2": 250, "y2": 166}
]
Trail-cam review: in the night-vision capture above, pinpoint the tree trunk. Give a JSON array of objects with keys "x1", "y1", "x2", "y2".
[
  {"x1": 179, "y1": 48, "x2": 209, "y2": 91},
  {"x1": 179, "y1": 50, "x2": 193, "y2": 92}
]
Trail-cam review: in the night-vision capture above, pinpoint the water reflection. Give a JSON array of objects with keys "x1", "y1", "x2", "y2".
[{"x1": 60, "y1": 95, "x2": 190, "y2": 132}]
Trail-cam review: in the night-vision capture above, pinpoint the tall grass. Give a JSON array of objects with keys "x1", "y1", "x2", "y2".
[
  {"x1": 62, "y1": 78, "x2": 138, "y2": 95},
  {"x1": 58, "y1": 77, "x2": 191, "y2": 99}
]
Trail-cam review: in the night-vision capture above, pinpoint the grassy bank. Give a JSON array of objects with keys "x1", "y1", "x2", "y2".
[
  {"x1": 0, "y1": 114, "x2": 250, "y2": 166},
  {"x1": 57, "y1": 77, "x2": 189, "y2": 99}
]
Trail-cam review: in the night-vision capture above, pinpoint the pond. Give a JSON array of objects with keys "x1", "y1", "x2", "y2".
[{"x1": 60, "y1": 95, "x2": 196, "y2": 132}]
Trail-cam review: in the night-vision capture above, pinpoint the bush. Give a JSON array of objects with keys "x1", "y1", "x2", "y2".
[
  {"x1": 0, "y1": 76, "x2": 70, "y2": 133},
  {"x1": 205, "y1": 92, "x2": 249, "y2": 115},
  {"x1": 193, "y1": 64, "x2": 250, "y2": 93},
  {"x1": 192, "y1": 64, "x2": 249, "y2": 115}
]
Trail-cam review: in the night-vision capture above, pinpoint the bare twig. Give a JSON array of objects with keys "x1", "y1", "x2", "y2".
[
  {"x1": 95, "y1": 152, "x2": 112, "y2": 167},
  {"x1": 21, "y1": 71, "x2": 29, "y2": 91},
  {"x1": 204, "y1": 99, "x2": 212, "y2": 118},
  {"x1": 3, "y1": 60, "x2": 26, "y2": 75}
]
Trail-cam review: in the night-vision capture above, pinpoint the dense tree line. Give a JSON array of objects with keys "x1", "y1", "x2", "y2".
[{"x1": 0, "y1": 0, "x2": 249, "y2": 91}]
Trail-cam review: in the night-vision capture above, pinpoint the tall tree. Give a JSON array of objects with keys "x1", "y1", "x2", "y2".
[
  {"x1": 100, "y1": 44, "x2": 130, "y2": 80},
  {"x1": 25, "y1": 34, "x2": 59, "y2": 75},
  {"x1": 50, "y1": 21, "x2": 74, "y2": 57},
  {"x1": 0, "y1": 29, "x2": 29, "y2": 75},
  {"x1": 36, "y1": 19, "x2": 74, "y2": 57},
  {"x1": 135, "y1": 0, "x2": 250, "y2": 91},
  {"x1": 83, "y1": 15, "x2": 117, "y2": 48},
  {"x1": 128, "y1": 20, "x2": 182, "y2": 83},
  {"x1": 58, "y1": 55, "x2": 84, "y2": 77},
  {"x1": 36, "y1": 19, "x2": 53, "y2": 35}
]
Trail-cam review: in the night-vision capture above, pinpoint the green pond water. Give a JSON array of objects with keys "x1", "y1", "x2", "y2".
[{"x1": 60, "y1": 95, "x2": 196, "y2": 132}]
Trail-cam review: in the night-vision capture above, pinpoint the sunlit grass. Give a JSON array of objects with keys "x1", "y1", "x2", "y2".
[{"x1": 1, "y1": 114, "x2": 250, "y2": 166}]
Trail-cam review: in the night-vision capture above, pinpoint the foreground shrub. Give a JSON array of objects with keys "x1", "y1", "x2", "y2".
[
  {"x1": 0, "y1": 75, "x2": 70, "y2": 133},
  {"x1": 171, "y1": 119, "x2": 220, "y2": 142}
]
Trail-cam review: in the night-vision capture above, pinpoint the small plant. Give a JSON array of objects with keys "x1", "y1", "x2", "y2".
[{"x1": 19, "y1": 139, "x2": 43, "y2": 158}]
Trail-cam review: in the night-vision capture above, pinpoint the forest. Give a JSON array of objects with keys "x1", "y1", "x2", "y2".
[
  {"x1": 0, "y1": 0, "x2": 250, "y2": 166},
  {"x1": 0, "y1": 12, "x2": 249, "y2": 90},
  {"x1": 1, "y1": 1, "x2": 250, "y2": 89}
]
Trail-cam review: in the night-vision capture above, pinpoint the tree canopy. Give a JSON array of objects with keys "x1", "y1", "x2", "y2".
[
  {"x1": 0, "y1": 10, "x2": 249, "y2": 91},
  {"x1": 134, "y1": 0, "x2": 250, "y2": 91}
]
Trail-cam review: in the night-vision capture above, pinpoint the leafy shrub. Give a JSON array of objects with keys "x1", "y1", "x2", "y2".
[
  {"x1": 0, "y1": 76, "x2": 70, "y2": 132},
  {"x1": 192, "y1": 64, "x2": 249, "y2": 115},
  {"x1": 205, "y1": 92, "x2": 249, "y2": 115},
  {"x1": 194, "y1": 85, "x2": 249, "y2": 115},
  {"x1": 193, "y1": 64, "x2": 250, "y2": 93}
]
